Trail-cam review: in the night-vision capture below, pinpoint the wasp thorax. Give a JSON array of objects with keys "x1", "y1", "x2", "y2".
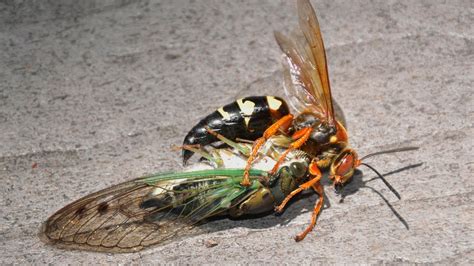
[
  {"x1": 294, "y1": 114, "x2": 337, "y2": 144},
  {"x1": 294, "y1": 113, "x2": 319, "y2": 130},
  {"x1": 311, "y1": 123, "x2": 336, "y2": 144}
]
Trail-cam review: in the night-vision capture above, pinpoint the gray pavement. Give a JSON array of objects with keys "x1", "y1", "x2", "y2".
[{"x1": 1, "y1": 0, "x2": 473, "y2": 264}]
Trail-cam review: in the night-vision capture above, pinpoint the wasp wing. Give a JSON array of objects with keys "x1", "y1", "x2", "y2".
[
  {"x1": 275, "y1": 0, "x2": 335, "y2": 125},
  {"x1": 40, "y1": 169, "x2": 266, "y2": 253}
]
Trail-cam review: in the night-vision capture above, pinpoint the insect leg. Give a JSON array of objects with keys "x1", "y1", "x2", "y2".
[
  {"x1": 274, "y1": 187, "x2": 304, "y2": 213},
  {"x1": 294, "y1": 182, "x2": 324, "y2": 242},
  {"x1": 268, "y1": 127, "x2": 313, "y2": 175},
  {"x1": 205, "y1": 127, "x2": 250, "y2": 156},
  {"x1": 180, "y1": 145, "x2": 224, "y2": 167},
  {"x1": 235, "y1": 138, "x2": 254, "y2": 144},
  {"x1": 242, "y1": 114, "x2": 294, "y2": 186},
  {"x1": 274, "y1": 161, "x2": 321, "y2": 213}
]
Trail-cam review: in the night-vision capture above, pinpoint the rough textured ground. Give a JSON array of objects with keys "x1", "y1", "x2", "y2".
[{"x1": 1, "y1": 0, "x2": 473, "y2": 264}]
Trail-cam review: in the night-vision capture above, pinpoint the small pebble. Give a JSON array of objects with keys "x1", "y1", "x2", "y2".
[{"x1": 204, "y1": 239, "x2": 218, "y2": 248}]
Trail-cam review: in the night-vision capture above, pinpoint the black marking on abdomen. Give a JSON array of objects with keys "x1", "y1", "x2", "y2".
[{"x1": 182, "y1": 96, "x2": 289, "y2": 164}]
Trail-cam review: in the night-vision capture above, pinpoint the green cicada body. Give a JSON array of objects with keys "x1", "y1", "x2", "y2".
[{"x1": 40, "y1": 141, "x2": 312, "y2": 253}]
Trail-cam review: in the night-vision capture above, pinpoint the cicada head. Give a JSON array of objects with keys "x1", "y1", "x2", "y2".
[
  {"x1": 269, "y1": 150, "x2": 311, "y2": 188},
  {"x1": 280, "y1": 151, "x2": 311, "y2": 179},
  {"x1": 329, "y1": 148, "x2": 360, "y2": 192}
]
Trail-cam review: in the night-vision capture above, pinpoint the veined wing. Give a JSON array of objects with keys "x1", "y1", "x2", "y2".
[
  {"x1": 275, "y1": 0, "x2": 335, "y2": 126},
  {"x1": 40, "y1": 169, "x2": 266, "y2": 253}
]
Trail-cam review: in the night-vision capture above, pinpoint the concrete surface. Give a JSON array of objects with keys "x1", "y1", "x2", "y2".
[{"x1": 1, "y1": 0, "x2": 473, "y2": 264}]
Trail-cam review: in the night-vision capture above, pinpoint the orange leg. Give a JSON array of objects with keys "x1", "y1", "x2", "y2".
[
  {"x1": 294, "y1": 182, "x2": 324, "y2": 242},
  {"x1": 269, "y1": 127, "x2": 313, "y2": 175},
  {"x1": 274, "y1": 176, "x2": 320, "y2": 213},
  {"x1": 241, "y1": 114, "x2": 294, "y2": 186},
  {"x1": 275, "y1": 160, "x2": 321, "y2": 213},
  {"x1": 273, "y1": 160, "x2": 325, "y2": 241}
]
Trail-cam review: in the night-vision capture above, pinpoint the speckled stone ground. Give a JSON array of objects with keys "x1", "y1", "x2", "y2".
[{"x1": 1, "y1": 0, "x2": 473, "y2": 264}]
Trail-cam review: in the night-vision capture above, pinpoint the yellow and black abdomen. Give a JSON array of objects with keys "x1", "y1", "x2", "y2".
[{"x1": 182, "y1": 96, "x2": 289, "y2": 164}]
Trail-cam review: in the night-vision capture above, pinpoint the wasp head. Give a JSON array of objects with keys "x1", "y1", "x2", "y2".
[{"x1": 329, "y1": 148, "x2": 360, "y2": 192}]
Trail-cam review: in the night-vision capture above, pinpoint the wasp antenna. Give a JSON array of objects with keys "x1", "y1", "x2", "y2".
[
  {"x1": 360, "y1": 163, "x2": 401, "y2": 200},
  {"x1": 360, "y1": 146, "x2": 419, "y2": 161}
]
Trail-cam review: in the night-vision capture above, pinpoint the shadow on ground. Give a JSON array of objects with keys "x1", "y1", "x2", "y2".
[{"x1": 188, "y1": 163, "x2": 423, "y2": 245}]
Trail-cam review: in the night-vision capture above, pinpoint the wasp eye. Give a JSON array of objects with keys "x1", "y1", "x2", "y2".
[
  {"x1": 331, "y1": 149, "x2": 357, "y2": 185},
  {"x1": 289, "y1": 162, "x2": 307, "y2": 178}
]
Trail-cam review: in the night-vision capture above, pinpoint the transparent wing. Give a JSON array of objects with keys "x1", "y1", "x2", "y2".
[
  {"x1": 275, "y1": 0, "x2": 335, "y2": 125},
  {"x1": 40, "y1": 169, "x2": 265, "y2": 253}
]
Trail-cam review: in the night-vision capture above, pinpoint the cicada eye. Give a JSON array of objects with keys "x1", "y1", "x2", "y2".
[
  {"x1": 289, "y1": 161, "x2": 307, "y2": 178},
  {"x1": 330, "y1": 149, "x2": 357, "y2": 184}
]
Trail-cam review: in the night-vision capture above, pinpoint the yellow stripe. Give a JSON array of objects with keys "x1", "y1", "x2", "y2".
[
  {"x1": 217, "y1": 107, "x2": 231, "y2": 120},
  {"x1": 237, "y1": 99, "x2": 255, "y2": 127},
  {"x1": 266, "y1": 96, "x2": 282, "y2": 111}
]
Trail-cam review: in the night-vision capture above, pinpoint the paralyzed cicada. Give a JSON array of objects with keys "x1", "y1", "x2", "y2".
[{"x1": 40, "y1": 134, "x2": 316, "y2": 252}]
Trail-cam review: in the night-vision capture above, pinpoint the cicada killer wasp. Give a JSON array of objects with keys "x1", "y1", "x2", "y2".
[{"x1": 182, "y1": 0, "x2": 417, "y2": 241}]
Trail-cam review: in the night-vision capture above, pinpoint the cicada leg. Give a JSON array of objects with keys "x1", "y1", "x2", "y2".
[
  {"x1": 179, "y1": 144, "x2": 224, "y2": 167},
  {"x1": 205, "y1": 127, "x2": 250, "y2": 156},
  {"x1": 242, "y1": 114, "x2": 294, "y2": 186}
]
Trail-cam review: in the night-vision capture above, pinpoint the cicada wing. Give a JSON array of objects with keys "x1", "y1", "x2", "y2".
[
  {"x1": 40, "y1": 169, "x2": 264, "y2": 253},
  {"x1": 275, "y1": 0, "x2": 336, "y2": 126}
]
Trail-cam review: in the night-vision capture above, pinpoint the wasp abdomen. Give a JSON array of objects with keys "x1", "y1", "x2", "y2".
[{"x1": 182, "y1": 96, "x2": 289, "y2": 164}]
